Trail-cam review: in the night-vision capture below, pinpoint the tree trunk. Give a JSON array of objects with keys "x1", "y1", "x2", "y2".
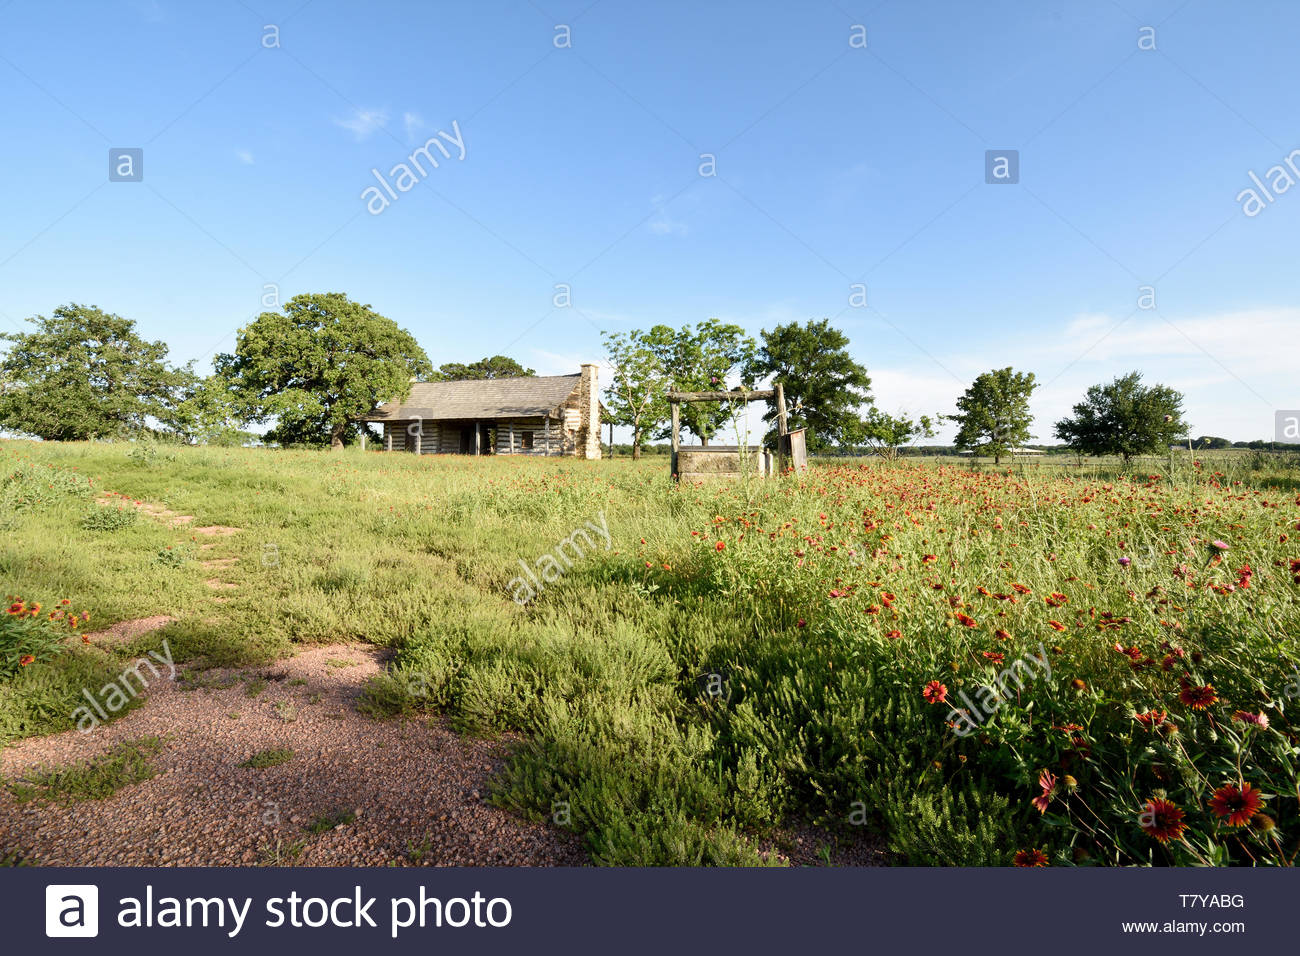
[
  {"x1": 700, "y1": 435, "x2": 709, "y2": 447},
  {"x1": 331, "y1": 425, "x2": 345, "y2": 451}
]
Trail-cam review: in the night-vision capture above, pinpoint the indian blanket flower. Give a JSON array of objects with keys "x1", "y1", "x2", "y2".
[
  {"x1": 955, "y1": 612, "x2": 977, "y2": 628},
  {"x1": 19, "y1": 654, "x2": 36, "y2": 667},
  {"x1": 714, "y1": 541, "x2": 726, "y2": 551},
  {"x1": 1048, "y1": 620, "x2": 1066, "y2": 632},
  {"x1": 1013, "y1": 849, "x2": 1049, "y2": 867},
  {"x1": 1032, "y1": 770, "x2": 1057, "y2": 814},
  {"x1": 1139, "y1": 797, "x2": 1187, "y2": 843},
  {"x1": 1208, "y1": 783, "x2": 1263, "y2": 827},
  {"x1": 1134, "y1": 709, "x2": 1167, "y2": 728},
  {"x1": 1179, "y1": 681, "x2": 1218, "y2": 711},
  {"x1": 922, "y1": 680, "x2": 948, "y2": 704}
]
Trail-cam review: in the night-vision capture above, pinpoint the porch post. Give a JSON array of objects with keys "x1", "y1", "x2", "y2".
[
  {"x1": 475, "y1": 421, "x2": 481, "y2": 456},
  {"x1": 385, "y1": 423, "x2": 393, "y2": 452}
]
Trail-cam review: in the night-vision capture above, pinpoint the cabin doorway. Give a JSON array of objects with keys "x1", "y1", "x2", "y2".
[{"x1": 458, "y1": 423, "x2": 492, "y2": 455}]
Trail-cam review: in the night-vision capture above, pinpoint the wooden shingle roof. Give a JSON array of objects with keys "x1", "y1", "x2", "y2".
[{"x1": 359, "y1": 374, "x2": 582, "y2": 422}]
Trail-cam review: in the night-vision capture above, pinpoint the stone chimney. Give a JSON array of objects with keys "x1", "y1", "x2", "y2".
[{"x1": 578, "y1": 363, "x2": 601, "y2": 460}]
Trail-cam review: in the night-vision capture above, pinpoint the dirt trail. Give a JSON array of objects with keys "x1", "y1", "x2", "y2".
[{"x1": 0, "y1": 644, "x2": 586, "y2": 866}]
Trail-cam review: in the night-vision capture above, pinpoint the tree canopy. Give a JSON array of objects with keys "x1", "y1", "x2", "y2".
[
  {"x1": 216, "y1": 292, "x2": 430, "y2": 449},
  {"x1": 744, "y1": 319, "x2": 871, "y2": 450},
  {"x1": 0, "y1": 304, "x2": 194, "y2": 441},
  {"x1": 860, "y1": 408, "x2": 937, "y2": 460},
  {"x1": 651, "y1": 319, "x2": 756, "y2": 446},
  {"x1": 1054, "y1": 371, "x2": 1187, "y2": 462},
  {"x1": 433, "y1": 355, "x2": 535, "y2": 380},
  {"x1": 601, "y1": 326, "x2": 672, "y2": 459},
  {"x1": 946, "y1": 367, "x2": 1037, "y2": 464}
]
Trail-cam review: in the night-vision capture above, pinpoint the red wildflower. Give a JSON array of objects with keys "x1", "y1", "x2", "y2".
[
  {"x1": 994, "y1": 628, "x2": 1011, "y2": 641},
  {"x1": 922, "y1": 554, "x2": 937, "y2": 564},
  {"x1": 1013, "y1": 849, "x2": 1049, "y2": 867},
  {"x1": 1134, "y1": 710, "x2": 1167, "y2": 728},
  {"x1": 1208, "y1": 783, "x2": 1263, "y2": 827},
  {"x1": 922, "y1": 680, "x2": 948, "y2": 704},
  {"x1": 1032, "y1": 770, "x2": 1057, "y2": 814},
  {"x1": 955, "y1": 612, "x2": 977, "y2": 628},
  {"x1": 1179, "y1": 682, "x2": 1218, "y2": 711},
  {"x1": 19, "y1": 654, "x2": 35, "y2": 667},
  {"x1": 1045, "y1": 592, "x2": 1068, "y2": 607},
  {"x1": 714, "y1": 541, "x2": 726, "y2": 551},
  {"x1": 1047, "y1": 620, "x2": 1066, "y2": 631},
  {"x1": 1011, "y1": 583, "x2": 1032, "y2": 594},
  {"x1": 1139, "y1": 797, "x2": 1187, "y2": 843},
  {"x1": 981, "y1": 651, "x2": 1005, "y2": 664},
  {"x1": 885, "y1": 629, "x2": 902, "y2": 640}
]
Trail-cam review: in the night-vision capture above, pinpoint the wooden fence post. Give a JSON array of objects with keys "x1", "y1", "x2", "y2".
[{"x1": 670, "y1": 401, "x2": 680, "y2": 479}]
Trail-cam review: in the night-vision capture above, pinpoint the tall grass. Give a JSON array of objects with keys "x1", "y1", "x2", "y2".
[{"x1": 3, "y1": 440, "x2": 1297, "y2": 865}]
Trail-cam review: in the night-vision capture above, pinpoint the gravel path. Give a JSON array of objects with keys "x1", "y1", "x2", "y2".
[{"x1": 0, "y1": 644, "x2": 587, "y2": 866}]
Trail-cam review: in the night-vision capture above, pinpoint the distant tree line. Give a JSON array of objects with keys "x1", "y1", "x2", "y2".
[
  {"x1": 0, "y1": 297, "x2": 539, "y2": 449},
  {"x1": 2, "y1": 299, "x2": 1287, "y2": 463}
]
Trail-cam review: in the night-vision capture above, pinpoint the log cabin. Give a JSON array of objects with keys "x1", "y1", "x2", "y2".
[{"x1": 358, "y1": 363, "x2": 602, "y2": 458}]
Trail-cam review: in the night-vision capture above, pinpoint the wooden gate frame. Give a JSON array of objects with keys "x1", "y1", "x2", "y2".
[{"x1": 667, "y1": 383, "x2": 789, "y2": 479}]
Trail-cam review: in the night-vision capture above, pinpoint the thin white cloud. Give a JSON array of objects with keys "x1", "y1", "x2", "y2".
[
  {"x1": 869, "y1": 307, "x2": 1299, "y2": 443},
  {"x1": 333, "y1": 108, "x2": 389, "y2": 141},
  {"x1": 235, "y1": 149, "x2": 254, "y2": 165},
  {"x1": 647, "y1": 194, "x2": 688, "y2": 236},
  {"x1": 403, "y1": 112, "x2": 424, "y2": 142}
]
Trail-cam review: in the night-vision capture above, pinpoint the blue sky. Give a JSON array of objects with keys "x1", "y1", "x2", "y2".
[{"x1": 2, "y1": 0, "x2": 1297, "y2": 443}]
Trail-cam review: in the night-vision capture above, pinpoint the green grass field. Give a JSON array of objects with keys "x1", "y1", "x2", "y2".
[{"x1": 3, "y1": 440, "x2": 1299, "y2": 865}]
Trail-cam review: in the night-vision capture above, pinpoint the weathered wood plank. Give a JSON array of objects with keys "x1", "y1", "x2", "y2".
[{"x1": 667, "y1": 390, "x2": 775, "y2": 402}]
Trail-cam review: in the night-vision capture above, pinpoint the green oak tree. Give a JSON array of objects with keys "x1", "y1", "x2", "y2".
[
  {"x1": 601, "y1": 326, "x2": 672, "y2": 460},
  {"x1": 744, "y1": 319, "x2": 872, "y2": 450},
  {"x1": 433, "y1": 355, "x2": 535, "y2": 380},
  {"x1": 651, "y1": 319, "x2": 757, "y2": 446},
  {"x1": 947, "y1": 367, "x2": 1037, "y2": 465},
  {"x1": 0, "y1": 304, "x2": 194, "y2": 441},
  {"x1": 170, "y1": 375, "x2": 254, "y2": 447},
  {"x1": 861, "y1": 408, "x2": 937, "y2": 460},
  {"x1": 1054, "y1": 371, "x2": 1187, "y2": 464},
  {"x1": 216, "y1": 293, "x2": 430, "y2": 449}
]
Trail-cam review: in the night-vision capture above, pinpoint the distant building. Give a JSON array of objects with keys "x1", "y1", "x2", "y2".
[{"x1": 358, "y1": 364, "x2": 602, "y2": 459}]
